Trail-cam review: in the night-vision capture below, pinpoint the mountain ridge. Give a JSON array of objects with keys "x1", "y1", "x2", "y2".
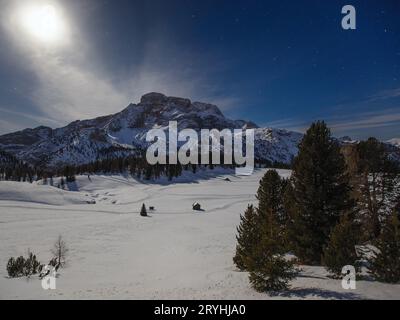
[
  {"x1": 0, "y1": 92, "x2": 398, "y2": 169},
  {"x1": 0, "y1": 93, "x2": 301, "y2": 168}
]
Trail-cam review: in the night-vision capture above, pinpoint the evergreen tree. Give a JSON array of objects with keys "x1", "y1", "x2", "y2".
[
  {"x1": 64, "y1": 166, "x2": 76, "y2": 183},
  {"x1": 140, "y1": 203, "x2": 147, "y2": 217},
  {"x1": 144, "y1": 166, "x2": 153, "y2": 180},
  {"x1": 14, "y1": 256, "x2": 25, "y2": 276},
  {"x1": 234, "y1": 170, "x2": 297, "y2": 291},
  {"x1": 257, "y1": 170, "x2": 288, "y2": 241},
  {"x1": 286, "y1": 121, "x2": 353, "y2": 265},
  {"x1": 6, "y1": 252, "x2": 42, "y2": 278},
  {"x1": 233, "y1": 205, "x2": 259, "y2": 271},
  {"x1": 323, "y1": 213, "x2": 360, "y2": 277},
  {"x1": 248, "y1": 234, "x2": 296, "y2": 292},
  {"x1": 23, "y1": 251, "x2": 41, "y2": 276},
  {"x1": 368, "y1": 212, "x2": 400, "y2": 283},
  {"x1": 355, "y1": 138, "x2": 400, "y2": 240},
  {"x1": 6, "y1": 257, "x2": 17, "y2": 277},
  {"x1": 249, "y1": 172, "x2": 296, "y2": 291}
]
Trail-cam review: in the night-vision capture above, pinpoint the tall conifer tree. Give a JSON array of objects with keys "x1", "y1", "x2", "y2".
[
  {"x1": 286, "y1": 121, "x2": 353, "y2": 265},
  {"x1": 234, "y1": 170, "x2": 296, "y2": 291},
  {"x1": 323, "y1": 212, "x2": 360, "y2": 277},
  {"x1": 233, "y1": 205, "x2": 259, "y2": 271},
  {"x1": 368, "y1": 212, "x2": 400, "y2": 283}
]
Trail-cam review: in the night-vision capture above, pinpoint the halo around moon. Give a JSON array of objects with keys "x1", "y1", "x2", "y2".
[{"x1": 16, "y1": 3, "x2": 68, "y2": 45}]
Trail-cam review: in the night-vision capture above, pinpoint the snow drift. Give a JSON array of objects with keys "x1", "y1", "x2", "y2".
[{"x1": 0, "y1": 181, "x2": 91, "y2": 206}]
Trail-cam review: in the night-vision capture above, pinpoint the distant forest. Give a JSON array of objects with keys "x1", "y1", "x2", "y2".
[
  {"x1": 0, "y1": 129, "x2": 399, "y2": 185},
  {"x1": 0, "y1": 149, "x2": 290, "y2": 183}
]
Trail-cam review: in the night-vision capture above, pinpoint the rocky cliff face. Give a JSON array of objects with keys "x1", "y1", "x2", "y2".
[{"x1": 0, "y1": 93, "x2": 304, "y2": 168}]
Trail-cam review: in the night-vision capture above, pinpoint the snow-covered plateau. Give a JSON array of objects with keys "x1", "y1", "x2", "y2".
[{"x1": 0, "y1": 168, "x2": 399, "y2": 300}]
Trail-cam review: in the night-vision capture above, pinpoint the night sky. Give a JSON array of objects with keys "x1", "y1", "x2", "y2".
[{"x1": 0, "y1": 0, "x2": 399, "y2": 140}]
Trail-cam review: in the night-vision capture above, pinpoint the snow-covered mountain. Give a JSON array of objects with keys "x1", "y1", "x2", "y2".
[
  {"x1": 387, "y1": 138, "x2": 400, "y2": 148},
  {"x1": 0, "y1": 93, "x2": 302, "y2": 169},
  {"x1": 385, "y1": 139, "x2": 400, "y2": 163},
  {"x1": 0, "y1": 149, "x2": 18, "y2": 167}
]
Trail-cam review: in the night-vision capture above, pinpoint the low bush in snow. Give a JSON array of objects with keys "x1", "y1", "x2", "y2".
[{"x1": 7, "y1": 252, "x2": 42, "y2": 278}]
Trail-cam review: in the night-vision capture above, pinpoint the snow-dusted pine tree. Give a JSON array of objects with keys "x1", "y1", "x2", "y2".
[
  {"x1": 323, "y1": 212, "x2": 360, "y2": 277},
  {"x1": 233, "y1": 205, "x2": 259, "y2": 271},
  {"x1": 286, "y1": 121, "x2": 353, "y2": 265},
  {"x1": 368, "y1": 212, "x2": 400, "y2": 283},
  {"x1": 140, "y1": 203, "x2": 148, "y2": 217},
  {"x1": 234, "y1": 170, "x2": 296, "y2": 291},
  {"x1": 355, "y1": 138, "x2": 400, "y2": 240}
]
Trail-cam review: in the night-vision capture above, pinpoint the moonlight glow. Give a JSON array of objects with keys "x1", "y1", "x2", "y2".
[{"x1": 17, "y1": 4, "x2": 66, "y2": 44}]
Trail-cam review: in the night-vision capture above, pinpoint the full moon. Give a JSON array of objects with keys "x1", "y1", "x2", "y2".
[{"x1": 17, "y1": 4, "x2": 67, "y2": 44}]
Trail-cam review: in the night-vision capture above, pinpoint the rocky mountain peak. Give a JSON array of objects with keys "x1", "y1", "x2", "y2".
[
  {"x1": 140, "y1": 92, "x2": 168, "y2": 105},
  {"x1": 0, "y1": 93, "x2": 302, "y2": 168}
]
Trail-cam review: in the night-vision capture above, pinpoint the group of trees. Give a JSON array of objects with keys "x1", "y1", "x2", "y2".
[
  {"x1": 0, "y1": 150, "x2": 39, "y2": 182},
  {"x1": 234, "y1": 121, "x2": 400, "y2": 292},
  {"x1": 0, "y1": 146, "x2": 290, "y2": 184},
  {"x1": 60, "y1": 155, "x2": 288, "y2": 183},
  {"x1": 0, "y1": 155, "x2": 225, "y2": 184},
  {"x1": 72, "y1": 156, "x2": 188, "y2": 181},
  {"x1": 7, "y1": 251, "x2": 41, "y2": 278},
  {"x1": 6, "y1": 235, "x2": 69, "y2": 279}
]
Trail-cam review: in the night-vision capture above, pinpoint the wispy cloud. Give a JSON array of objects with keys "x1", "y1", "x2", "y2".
[
  {"x1": 265, "y1": 107, "x2": 400, "y2": 140},
  {"x1": 325, "y1": 90, "x2": 400, "y2": 138},
  {"x1": 329, "y1": 108, "x2": 400, "y2": 132},
  {"x1": 0, "y1": 118, "x2": 23, "y2": 134},
  {"x1": 1, "y1": 0, "x2": 129, "y2": 123},
  {"x1": 262, "y1": 84, "x2": 400, "y2": 139},
  {"x1": 0, "y1": 0, "x2": 238, "y2": 132},
  {"x1": 261, "y1": 118, "x2": 308, "y2": 132},
  {"x1": 30, "y1": 56, "x2": 131, "y2": 121},
  {"x1": 367, "y1": 87, "x2": 400, "y2": 102},
  {"x1": 0, "y1": 106, "x2": 62, "y2": 128}
]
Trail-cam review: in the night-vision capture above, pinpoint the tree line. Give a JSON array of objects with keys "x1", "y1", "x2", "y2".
[
  {"x1": 234, "y1": 121, "x2": 400, "y2": 292},
  {"x1": 0, "y1": 150, "x2": 289, "y2": 184}
]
